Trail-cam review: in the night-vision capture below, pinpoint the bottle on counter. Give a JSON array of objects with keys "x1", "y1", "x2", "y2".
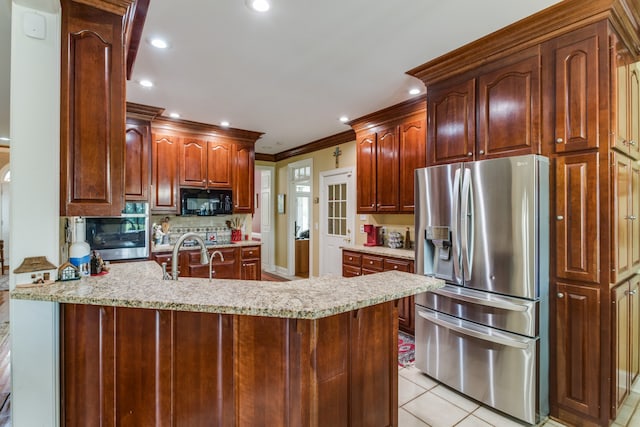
[
  {"x1": 404, "y1": 227, "x2": 411, "y2": 249},
  {"x1": 69, "y1": 217, "x2": 90, "y2": 276}
]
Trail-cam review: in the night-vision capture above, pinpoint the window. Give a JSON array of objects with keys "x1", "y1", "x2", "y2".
[{"x1": 327, "y1": 183, "x2": 347, "y2": 236}]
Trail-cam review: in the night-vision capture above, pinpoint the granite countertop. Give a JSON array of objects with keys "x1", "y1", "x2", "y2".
[
  {"x1": 10, "y1": 261, "x2": 443, "y2": 319},
  {"x1": 341, "y1": 244, "x2": 415, "y2": 260},
  {"x1": 152, "y1": 240, "x2": 261, "y2": 253}
]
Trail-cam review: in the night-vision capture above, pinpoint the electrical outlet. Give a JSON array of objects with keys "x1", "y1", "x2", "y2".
[{"x1": 360, "y1": 225, "x2": 364, "y2": 233}]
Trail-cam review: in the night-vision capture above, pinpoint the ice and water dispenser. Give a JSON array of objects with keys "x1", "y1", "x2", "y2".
[{"x1": 422, "y1": 226, "x2": 451, "y2": 276}]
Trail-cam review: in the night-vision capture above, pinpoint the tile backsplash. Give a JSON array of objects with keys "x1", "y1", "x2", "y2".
[{"x1": 151, "y1": 214, "x2": 252, "y2": 244}]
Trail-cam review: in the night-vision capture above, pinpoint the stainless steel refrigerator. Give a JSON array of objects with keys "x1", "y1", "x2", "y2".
[{"x1": 414, "y1": 154, "x2": 549, "y2": 425}]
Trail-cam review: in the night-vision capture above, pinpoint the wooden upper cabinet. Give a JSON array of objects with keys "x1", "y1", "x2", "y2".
[
  {"x1": 428, "y1": 79, "x2": 476, "y2": 165},
  {"x1": 632, "y1": 161, "x2": 640, "y2": 274},
  {"x1": 207, "y1": 140, "x2": 233, "y2": 188},
  {"x1": 60, "y1": 0, "x2": 126, "y2": 216},
  {"x1": 613, "y1": 44, "x2": 640, "y2": 160},
  {"x1": 399, "y1": 118, "x2": 426, "y2": 212},
  {"x1": 555, "y1": 152, "x2": 600, "y2": 284},
  {"x1": 555, "y1": 282, "x2": 601, "y2": 419},
  {"x1": 125, "y1": 119, "x2": 150, "y2": 201},
  {"x1": 628, "y1": 64, "x2": 640, "y2": 160},
  {"x1": 548, "y1": 24, "x2": 602, "y2": 153},
  {"x1": 151, "y1": 133, "x2": 179, "y2": 213},
  {"x1": 356, "y1": 132, "x2": 377, "y2": 213},
  {"x1": 477, "y1": 50, "x2": 541, "y2": 158},
  {"x1": 179, "y1": 138, "x2": 207, "y2": 188},
  {"x1": 233, "y1": 143, "x2": 254, "y2": 213},
  {"x1": 375, "y1": 125, "x2": 399, "y2": 212}
]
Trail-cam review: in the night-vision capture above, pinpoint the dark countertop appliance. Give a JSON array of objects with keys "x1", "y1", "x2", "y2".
[{"x1": 180, "y1": 188, "x2": 233, "y2": 216}]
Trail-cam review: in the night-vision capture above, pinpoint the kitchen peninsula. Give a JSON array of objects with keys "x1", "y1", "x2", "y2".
[{"x1": 11, "y1": 261, "x2": 443, "y2": 426}]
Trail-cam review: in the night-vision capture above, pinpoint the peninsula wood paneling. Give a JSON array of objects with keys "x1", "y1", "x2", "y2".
[{"x1": 60, "y1": 0, "x2": 125, "y2": 216}]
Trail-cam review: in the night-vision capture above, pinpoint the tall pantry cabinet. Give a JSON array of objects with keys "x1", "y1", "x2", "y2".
[{"x1": 408, "y1": 0, "x2": 640, "y2": 425}]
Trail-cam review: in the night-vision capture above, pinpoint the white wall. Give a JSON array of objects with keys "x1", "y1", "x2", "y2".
[{"x1": 10, "y1": 1, "x2": 61, "y2": 425}]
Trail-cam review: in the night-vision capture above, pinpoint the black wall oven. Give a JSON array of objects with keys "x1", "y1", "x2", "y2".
[{"x1": 85, "y1": 202, "x2": 150, "y2": 261}]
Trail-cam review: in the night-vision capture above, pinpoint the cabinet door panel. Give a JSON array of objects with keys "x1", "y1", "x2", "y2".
[
  {"x1": 629, "y1": 64, "x2": 640, "y2": 159},
  {"x1": 555, "y1": 153, "x2": 599, "y2": 283},
  {"x1": 180, "y1": 138, "x2": 207, "y2": 188},
  {"x1": 614, "y1": 49, "x2": 630, "y2": 154},
  {"x1": 376, "y1": 125, "x2": 399, "y2": 212},
  {"x1": 399, "y1": 118, "x2": 426, "y2": 212},
  {"x1": 632, "y1": 161, "x2": 640, "y2": 272},
  {"x1": 125, "y1": 121, "x2": 149, "y2": 201},
  {"x1": 151, "y1": 134, "x2": 179, "y2": 213},
  {"x1": 60, "y1": 1, "x2": 124, "y2": 216},
  {"x1": 233, "y1": 144, "x2": 254, "y2": 213},
  {"x1": 630, "y1": 276, "x2": 640, "y2": 384},
  {"x1": 614, "y1": 154, "x2": 631, "y2": 280},
  {"x1": 356, "y1": 132, "x2": 377, "y2": 213},
  {"x1": 428, "y1": 79, "x2": 476, "y2": 165},
  {"x1": 478, "y1": 53, "x2": 540, "y2": 158},
  {"x1": 208, "y1": 140, "x2": 233, "y2": 188},
  {"x1": 553, "y1": 29, "x2": 600, "y2": 152},
  {"x1": 556, "y1": 283, "x2": 600, "y2": 418},
  {"x1": 612, "y1": 282, "x2": 631, "y2": 412}
]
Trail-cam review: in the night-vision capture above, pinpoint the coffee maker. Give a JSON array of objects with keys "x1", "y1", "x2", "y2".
[{"x1": 363, "y1": 224, "x2": 383, "y2": 246}]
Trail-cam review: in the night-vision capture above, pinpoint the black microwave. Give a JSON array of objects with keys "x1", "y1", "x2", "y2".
[{"x1": 180, "y1": 188, "x2": 233, "y2": 216}]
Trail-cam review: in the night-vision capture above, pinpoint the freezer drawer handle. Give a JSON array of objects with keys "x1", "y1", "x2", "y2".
[
  {"x1": 431, "y1": 287, "x2": 528, "y2": 312},
  {"x1": 417, "y1": 310, "x2": 531, "y2": 349}
]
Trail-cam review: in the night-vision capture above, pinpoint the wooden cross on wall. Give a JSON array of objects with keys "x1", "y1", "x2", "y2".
[{"x1": 332, "y1": 146, "x2": 342, "y2": 168}]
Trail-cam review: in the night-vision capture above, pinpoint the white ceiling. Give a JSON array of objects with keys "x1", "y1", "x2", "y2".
[{"x1": 1, "y1": 0, "x2": 562, "y2": 153}]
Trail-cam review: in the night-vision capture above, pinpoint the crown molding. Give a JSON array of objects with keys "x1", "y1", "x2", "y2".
[
  {"x1": 69, "y1": 0, "x2": 134, "y2": 15},
  {"x1": 151, "y1": 116, "x2": 263, "y2": 144},
  {"x1": 348, "y1": 96, "x2": 426, "y2": 133},
  {"x1": 126, "y1": 102, "x2": 165, "y2": 121}
]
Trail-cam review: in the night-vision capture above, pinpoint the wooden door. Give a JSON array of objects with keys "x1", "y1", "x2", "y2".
[
  {"x1": 233, "y1": 143, "x2": 254, "y2": 213},
  {"x1": 356, "y1": 131, "x2": 377, "y2": 213},
  {"x1": 631, "y1": 158, "x2": 640, "y2": 273},
  {"x1": 630, "y1": 275, "x2": 640, "y2": 384},
  {"x1": 555, "y1": 153, "x2": 600, "y2": 284},
  {"x1": 207, "y1": 140, "x2": 233, "y2": 188},
  {"x1": 375, "y1": 125, "x2": 399, "y2": 212},
  {"x1": 399, "y1": 118, "x2": 426, "y2": 212},
  {"x1": 477, "y1": 50, "x2": 540, "y2": 158},
  {"x1": 151, "y1": 133, "x2": 179, "y2": 213},
  {"x1": 612, "y1": 281, "x2": 631, "y2": 413},
  {"x1": 613, "y1": 154, "x2": 631, "y2": 281},
  {"x1": 555, "y1": 282, "x2": 601, "y2": 419},
  {"x1": 551, "y1": 25, "x2": 601, "y2": 153},
  {"x1": 124, "y1": 119, "x2": 149, "y2": 201},
  {"x1": 180, "y1": 137, "x2": 207, "y2": 188},
  {"x1": 427, "y1": 78, "x2": 476, "y2": 165},
  {"x1": 629, "y1": 63, "x2": 640, "y2": 160},
  {"x1": 60, "y1": 0, "x2": 125, "y2": 216}
]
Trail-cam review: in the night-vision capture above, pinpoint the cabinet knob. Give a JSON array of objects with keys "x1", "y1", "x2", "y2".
[
  {"x1": 557, "y1": 292, "x2": 564, "y2": 298},
  {"x1": 479, "y1": 150, "x2": 485, "y2": 155},
  {"x1": 369, "y1": 260, "x2": 373, "y2": 264},
  {"x1": 348, "y1": 257, "x2": 353, "y2": 261},
  {"x1": 371, "y1": 204, "x2": 375, "y2": 208},
  {"x1": 467, "y1": 152, "x2": 473, "y2": 157},
  {"x1": 630, "y1": 140, "x2": 637, "y2": 146},
  {"x1": 556, "y1": 138, "x2": 564, "y2": 144},
  {"x1": 394, "y1": 265, "x2": 398, "y2": 269},
  {"x1": 556, "y1": 215, "x2": 564, "y2": 220},
  {"x1": 626, "y1": 215, "x2": 637, "y2": 220}
]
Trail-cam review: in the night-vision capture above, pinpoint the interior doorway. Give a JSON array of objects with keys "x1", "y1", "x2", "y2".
[
  {"x1": 319, "y1": 167, "x2": 354, "y2": 277},
  {"x1": 252, "y1": 165, "x2": 275, "y2": 272},
  {"x1": 0, "y1": 164, "x2": 9, "y2": 273},
  {"x1": 288, "y1": 160, "x2": 312, "y2": 278}
]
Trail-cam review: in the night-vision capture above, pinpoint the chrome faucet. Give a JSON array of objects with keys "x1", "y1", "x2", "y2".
[
  {"x1": 171, "y1": 232, "x2": 209, "y2": 280},
  {"x1": 209, "y1": 250, "x2": 225, "y2": 281}
]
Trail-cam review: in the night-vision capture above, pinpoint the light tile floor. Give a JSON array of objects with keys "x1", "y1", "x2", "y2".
[{"x1": 398, "y1": 365, "x2": 640, "y2": 426}]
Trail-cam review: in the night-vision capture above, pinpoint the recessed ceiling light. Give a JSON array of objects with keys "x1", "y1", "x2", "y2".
[
  {"x1": 169, "y1": 112, "x2": 180, "y2": 119},
  {"x1": 139, "y1": 79, "x2": 153, "y2": 88},
  {"x1": 339, "y1": 116, "x2": 349, "y2": 123},
  {"x1": 150, "y1": 38, "x2": 168, "y2": 49},
  {"x1": 409, "y1": 88, "x2": 421, "y2": 95},
  {"x1": 246, "y1": 0, "x2": 270, "y2": 12},
  {"x1": 221, "y1": 121, "x2": 230, "y2": 127},
  {"x1": 0, "y1": 137, "x2": 9, "y2": 142}
]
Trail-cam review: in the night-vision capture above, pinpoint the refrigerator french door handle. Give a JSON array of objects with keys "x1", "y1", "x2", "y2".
[
  {"x1": 417, "y1": 309, "x2": 532, "y2": 349},
  {"x1": 452, "y1": 168, "x2": 462, "y2": 284},
  {"x1": 460, "y1": 167, "x2": 473, "y2": 280}
]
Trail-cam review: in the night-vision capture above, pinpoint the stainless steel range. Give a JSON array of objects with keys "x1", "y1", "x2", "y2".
[{"x1": 414, "y1": 155, "x2": 549, "y2": 424}]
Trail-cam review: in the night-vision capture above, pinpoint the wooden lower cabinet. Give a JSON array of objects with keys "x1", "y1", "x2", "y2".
[
  {"x1": 342, "y1": 249, "x2": 415, "y2": 334},
  {"x1": 61, "y1": 302, "x2": 398, "y2": 426},
  {"x1": 555, "y1": 282, "x2": 601, "y2": 421},
  {"x1": 612, "y1": 275, "x2": 640, "y2": 417},
  {"x1": 153, "y1": 245, "x2": 260, "y2": 280}
]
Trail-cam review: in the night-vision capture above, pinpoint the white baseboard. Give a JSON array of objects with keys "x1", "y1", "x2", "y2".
[{"x1": 275, "y1": 266, "x2": 289, "y2": 276}]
